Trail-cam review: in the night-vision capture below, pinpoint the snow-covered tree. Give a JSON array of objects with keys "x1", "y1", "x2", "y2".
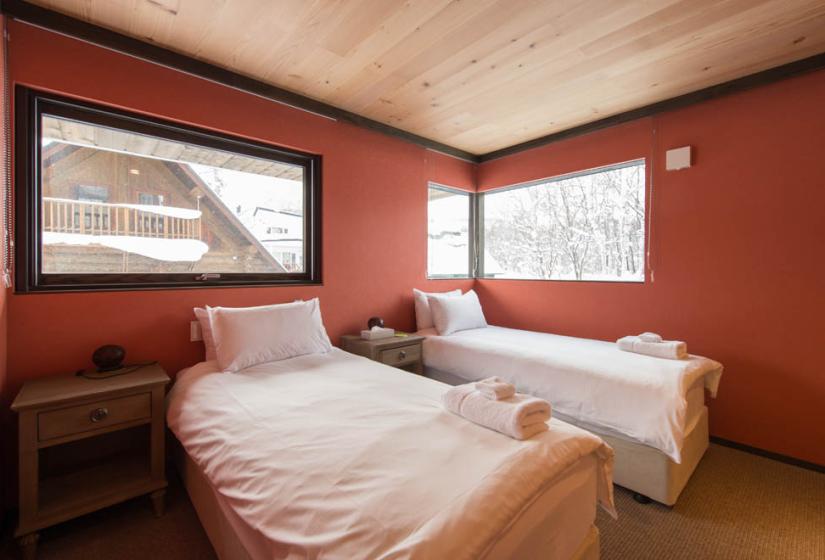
[{"x1": 484, "y1": 164, "x2": 645, "y2": 281}]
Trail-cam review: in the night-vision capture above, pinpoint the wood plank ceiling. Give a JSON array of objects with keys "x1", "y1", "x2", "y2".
[{"x1": 26, "y1": 0, "x2": 825, "y2": 156}]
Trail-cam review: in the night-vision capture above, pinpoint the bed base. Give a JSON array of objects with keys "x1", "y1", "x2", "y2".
[
  {"x1": 425, "y1": 366, "x2": 709, "y2": 507},
  {"x1": 596, "y1": 407, "x2": 709, "y2": 506},
  {"x1": 172, "y1": 439, "x2": 599, "y2": 560}
]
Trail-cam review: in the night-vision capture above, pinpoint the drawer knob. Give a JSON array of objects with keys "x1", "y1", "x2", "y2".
[
  {"x1": 90, "y1": 407, "x2": 109, "y2": 423},
  {"x1": 398, "y1": 350, "x2": 407, "y2": 360}
]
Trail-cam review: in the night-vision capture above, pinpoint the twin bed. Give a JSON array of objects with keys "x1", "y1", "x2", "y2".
[
  {"x1": 168, "y1": 293, "x2": 722, "y2": 558},
  {"x1": 168, "y1": 350, "x2": 614, "y2": 559},
  {"x1": 418, "y1": 313, "x2": 722, "y2": 505}
]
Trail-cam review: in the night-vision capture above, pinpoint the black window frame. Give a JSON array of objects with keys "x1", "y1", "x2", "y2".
[
  {"x1": 15, "y1": 86, "x2": 322, "y2": 293},
  {"x1": 477, "y1": 159, "x2": 647, "y2": 283},
  {"x1": 426, "y1": 183, "x2": 476, "y2": 279}
]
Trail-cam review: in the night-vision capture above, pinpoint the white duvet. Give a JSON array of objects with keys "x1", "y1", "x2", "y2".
[
  {"x1": 167, "y1": 349, "x2": 614, "y2": 560},
  {"x1": 420, "y1": 326, "x2": 723, "y2": 463}
]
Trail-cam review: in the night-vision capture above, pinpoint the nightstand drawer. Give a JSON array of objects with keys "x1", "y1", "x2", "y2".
[
  {"x1": 38, "y1": 393, "x2": 152, "y2": 442},
  {"x1": 380, "y1": 345, "x2": 421, "y2": 367}
]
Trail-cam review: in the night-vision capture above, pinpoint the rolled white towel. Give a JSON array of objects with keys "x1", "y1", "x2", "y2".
[
  {"x1": 442, "y1": 384, "x2": 551, "y2": 440},
  {"x1": 617, "y1": 336, "x2": 687, "y2": 360},
  {"x1": 474, "y1": 376, "x2": 516, "y2": 400},
  {"x1": 638, "y1": 332, "x2": 663, "y2": 343}
]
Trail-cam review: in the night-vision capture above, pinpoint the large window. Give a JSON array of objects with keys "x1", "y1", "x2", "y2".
[
  {"x1": 16, "y1": 87, "x2": 321, "y2": 292},
  {"x1": 427, "y1": 184, "x2": 472, "y2": 278},
  {"x1": 481, "y1": 161, "x2": 645, "y2": 282}
]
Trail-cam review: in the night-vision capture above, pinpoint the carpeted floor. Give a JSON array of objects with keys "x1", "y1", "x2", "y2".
[
  {"x1": 1, "y1": 443, "x2": 823, "y2": 559},
  {"x1": 598, "y1": 444, "x2": 825, "y2": 560},
  {"x1": 0, "y1": 479, "x2": 217, "y2": 560}
]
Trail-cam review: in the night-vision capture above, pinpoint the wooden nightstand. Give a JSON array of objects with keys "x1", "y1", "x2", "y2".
[
  {"x1": 11, "y1": 363, "x2": 170, "y2": 560},
  {"x1": 340, "y1": 334, "x2": 425, "y2": 375}
]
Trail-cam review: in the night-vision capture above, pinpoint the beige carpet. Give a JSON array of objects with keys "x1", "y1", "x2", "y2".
[
  {"x1": 1, "y1": 444, "x2": 823, "y2": 559},
  {"x1": 598, "y1": 444, "x2": 825, "y2": 559}
]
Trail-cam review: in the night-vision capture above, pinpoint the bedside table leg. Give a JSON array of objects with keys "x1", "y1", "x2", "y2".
[
  {"x1": 19, "y1": 532, "x2": 39, "y2": 560},
  {"x1": 150, "y1": 489, "x2": 166, "y2": 518}
]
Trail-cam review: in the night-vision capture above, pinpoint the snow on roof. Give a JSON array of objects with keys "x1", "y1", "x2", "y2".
[{"x1": 44, "y1": 232, "x2": 209, "y2": 262}]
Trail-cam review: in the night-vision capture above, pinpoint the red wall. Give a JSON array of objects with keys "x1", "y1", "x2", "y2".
[
  {"x1": 477, "y1": 69, "x2": 825, "y2": 466},
  {"x1": 2, "y1": 18, "x2": 823, "y2": 475},
  {"x1": 0, "y1": 15, "x2": 8, "y2": 512},
  {"x1": 1, "y1": 20, "x2": 474, "y2": 404}
]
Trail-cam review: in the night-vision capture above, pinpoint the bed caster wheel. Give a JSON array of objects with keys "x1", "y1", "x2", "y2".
[{"x1": 633, "y1": 492, "x2": 652, "y2": 504}]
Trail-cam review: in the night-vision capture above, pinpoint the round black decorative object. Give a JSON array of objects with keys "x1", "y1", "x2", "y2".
[
  {"x1": 367, "y1": 316, "x2": 385, "y2": 329},
  {"x1": 92, "y1": 345, "x2": 126, "y2": 372}
]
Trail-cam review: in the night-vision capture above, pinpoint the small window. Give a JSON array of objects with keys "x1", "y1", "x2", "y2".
[
  {"x1": 427, "y1": 184, "x2": 473, "y2": 278},
  {"x1": 480, "y1": 161, "x2": 646, "y2": 282},
  {"x1": 137, "y1": 193, "x2": 166, "y2": 206},
  {"x1": 75, "y1": 186, "x2": 111, "y2": 231},
  {"x1": 16, "y1": 87, "x2": 321, "y2": 292},
  {"x1": 77, "y1": 185, "x2": 109, "y2": 202}
]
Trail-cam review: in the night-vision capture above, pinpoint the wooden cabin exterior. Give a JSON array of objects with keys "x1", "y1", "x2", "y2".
[{"x1": 41, "y1": 144, "x2": 285, "y2": 274}]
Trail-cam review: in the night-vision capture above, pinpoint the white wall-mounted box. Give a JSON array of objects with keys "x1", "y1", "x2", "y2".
[{"x1": 666, "y1": 146, "x2": 692, "y2": 170}]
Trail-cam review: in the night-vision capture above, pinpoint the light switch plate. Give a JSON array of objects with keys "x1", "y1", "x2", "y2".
[{"x1": 190, "y1": 320, "x2": 203, "y2": 342}]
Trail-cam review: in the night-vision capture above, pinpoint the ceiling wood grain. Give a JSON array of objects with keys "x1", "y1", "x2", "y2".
[{"x1": 20, "y1": 0, "x2": 825, "y2": 155}]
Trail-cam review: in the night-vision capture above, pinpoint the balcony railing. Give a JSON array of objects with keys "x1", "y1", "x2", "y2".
[{"x1": 42, "y1": 197, "x2": 202, "y2": 240}]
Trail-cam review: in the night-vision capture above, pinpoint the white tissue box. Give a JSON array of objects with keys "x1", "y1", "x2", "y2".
[{"x1": 361, "y1": 327, "x2": 395, "y2": 340}]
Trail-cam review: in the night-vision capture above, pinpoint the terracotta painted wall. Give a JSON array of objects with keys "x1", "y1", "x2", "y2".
[
  {"x1": 0, "y1": 15, "x2": 9, "y2": 513},
  {"x1": 2, "y1": 20, "x2": 474, "y2": 405},
  {"x1": 477, "y1": 69, "x2": 825, "y2": 466},
  {"x1": 2, "y1": 17, "x2": 823, "y2": 479},
  {"x1": 0, "y1": 16, "x2": 7, "y2": 398}
]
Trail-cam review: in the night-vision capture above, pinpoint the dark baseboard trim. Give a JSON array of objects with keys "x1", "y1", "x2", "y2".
[
  {"x1": 3, "y1": 1, "x2": 825, "y2": 164},
  {"x1": 0, "y1": 0, "x2": 478, "y2": 163},
  {"x1": 710, "y1": 436, "x2": 824, "y2": 474}
]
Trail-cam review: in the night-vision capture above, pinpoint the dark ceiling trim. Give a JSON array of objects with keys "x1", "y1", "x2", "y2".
[
  {"x1": 3, "y1": 1, "x2": 825, "y2": 165},
  {"x1": 479, "y1": 50, "x2": 825, "y2": 162},
  {"x1": 0, "y1": 0, "x2": 479, "y2": 162}
]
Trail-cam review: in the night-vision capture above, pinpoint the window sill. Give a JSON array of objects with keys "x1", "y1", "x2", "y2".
[
  {"x1": 16, "y1": 278, "x2": 323, "y2": 294},
  {"x1": 477, "y1": 276, "x2": 645, "y2": 284}
]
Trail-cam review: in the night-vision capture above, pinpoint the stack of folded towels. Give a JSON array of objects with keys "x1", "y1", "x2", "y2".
[
  {"x1": 616, "y1": 331, "x2": 688, "y2": 360},
  {"x1": 442, "y1": 377, "x2": 551, "y2": 440}
]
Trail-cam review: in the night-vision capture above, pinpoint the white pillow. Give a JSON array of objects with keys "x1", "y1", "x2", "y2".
[
  {"x1": 413, "y1": 288, "x2": 462, "y2": 331},
  {"x1": 428, "y1": 290, "x2": 487, "y2": 336},
  {"x1": 193, "y1": 307, "x2": 217, "y2": 362},
  {"x1": 195, "y1": 300, "x2": 305, "y2": 363},
  {"x1": 208, "y1": 299, "x2": 332, "y2": 372}
]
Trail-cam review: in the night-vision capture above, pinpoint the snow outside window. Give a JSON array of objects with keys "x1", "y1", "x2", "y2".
[
  {"x1": 481, "y1": 161, "x2": 646, "y2": 282},
  {"x1": 428, "y1": 185, "x2": 471, "y2": 278}
]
